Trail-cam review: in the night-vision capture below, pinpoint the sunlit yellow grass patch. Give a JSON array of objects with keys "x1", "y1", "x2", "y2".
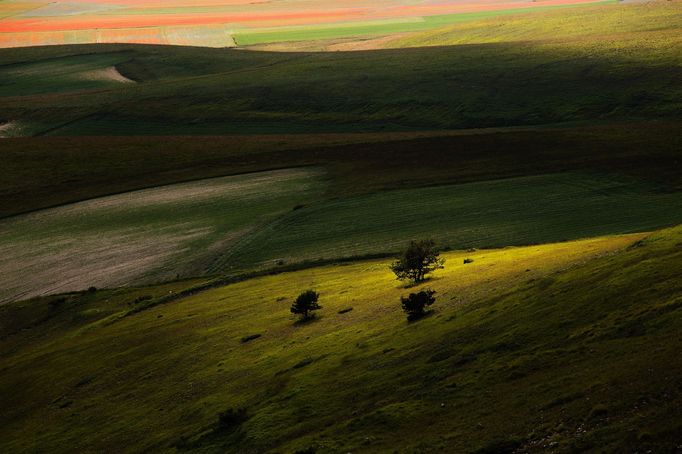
[{"x1": 3, "y1": 228, "x2": 682, "y2": 452}]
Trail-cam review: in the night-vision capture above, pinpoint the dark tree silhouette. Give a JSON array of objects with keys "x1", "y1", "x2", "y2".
[
  {"x1": 401, "y1": 289, "x2": 436, "y2": 320},
  {"x1": 216, "y1": 407, "x2": 247, "y2": 433},
  {"x1": 390, "y1": 239, "x2": 445, "y2": 282},
  {"x1": 291, "y1": 290, "x2": 321, "y2": 320}
]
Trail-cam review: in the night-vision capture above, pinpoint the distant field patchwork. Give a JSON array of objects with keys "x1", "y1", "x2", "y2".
[{"x1": 0, "y1": 0, "x2": 613, "y2": 48}]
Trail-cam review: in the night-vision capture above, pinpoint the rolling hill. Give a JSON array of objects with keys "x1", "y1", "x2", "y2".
[
  {"x1": 1, "y1": 0, "x2": 681, "y2": 305},
  {"x1": 2, "y1": 1, "x2": 682, "y2": 452},
  {"x1": 4, "y1": 168, "x2": 681, "y2": 304},
  {"x1": 1, "y1": 2, "x2": 681, "y2": 137},
  {"x1": 1, "y1": 227, "x2": 681, "y2": 452}
]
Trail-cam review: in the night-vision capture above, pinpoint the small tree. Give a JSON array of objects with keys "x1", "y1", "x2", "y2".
[
  {"x1": 390, "y1": 239, "x2": 445, "y2": 283},
  {"x1": 401, "y1": 289, "x2": 436, "y2": 320},
  {"x1": 217, "y1": 407, "x2": 247, "y2": 432},
  {"x1": 291, "y1": 290, "x2": 321, "y2": 320}
]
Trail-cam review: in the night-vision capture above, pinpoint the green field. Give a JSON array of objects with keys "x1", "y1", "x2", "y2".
[
  {"x1": 2, "y1": 227, "x2": 681, "y2": 452},
  {"x1": 225, "y1": 172, "x2": 682, "y2": 268},
  {"x1": 233, "y1": 1, "x2": 617, "y2": 47},
  {"x1": 392, "y1": 0, "x2": 681, "y2": 47},
  {"x1": 2, "y1": 169, "x2": 680, "y2": 304}
]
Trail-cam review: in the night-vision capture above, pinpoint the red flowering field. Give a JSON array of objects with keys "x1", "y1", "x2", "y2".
[{"x1": 0, "y1": 0, "x2": 607, "y2": 47}]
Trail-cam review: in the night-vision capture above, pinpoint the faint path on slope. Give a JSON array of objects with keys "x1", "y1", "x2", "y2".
[
  {"x1": 0, "y1": 121, "x2": 21, "y2": 138},
  {"x1": 80, "y1": 65, "x2": 136, "y2": 84}
]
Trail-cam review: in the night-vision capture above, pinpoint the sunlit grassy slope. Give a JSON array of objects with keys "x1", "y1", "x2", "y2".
[
  {"x1": 392, "y1": 0, "x2": 682, "y2": 48},
  {"x1": 1, "y1": 227, "x2": 681, "y2": 452}
]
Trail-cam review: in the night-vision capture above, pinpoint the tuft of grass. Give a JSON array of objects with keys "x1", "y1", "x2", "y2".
[{"x1": 240, "y1": 334, "x2": 262, "y2": 343}]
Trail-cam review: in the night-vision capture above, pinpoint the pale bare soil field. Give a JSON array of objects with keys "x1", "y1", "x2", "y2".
[
  {"x1": 80, "y1": 65, "x2": 136, "y2": 84},
  {"x1": 0, "y1": 168, "x2": 325, "y2": 303}
]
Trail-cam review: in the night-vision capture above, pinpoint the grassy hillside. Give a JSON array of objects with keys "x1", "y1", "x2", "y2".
[
  {"x1": 2, "y1": 121, "x2": 681, "y2": 218},
  {"x1": 2, "y1": 2, "x2": 679, "y2": 216},
  {"x1": 4, "y1": 168, "x2": 681, "y2": 304},
  {"x1": 2, "y1": 3, "x2": 681, "y2": 451},
  {"x1": 1, "y1": 2, "x2": 680, "y2": 136},
  {"x1": 221, "y1": 172, "x2": 682, "y2": 268},
  {"x1": 1, "y1": 227, "x2": 681, "y2": 452}
]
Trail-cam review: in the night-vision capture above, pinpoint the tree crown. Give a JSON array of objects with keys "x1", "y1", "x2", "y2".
[
  {"x1": 390, "y1": 239, "x2": 445, "y2": 282},
  {"x1": 401, "y1": 289, "x2": 437, "y2": 319},
  {"x1": 291, "y1": 289, "x2": 321, "y2": 319}
]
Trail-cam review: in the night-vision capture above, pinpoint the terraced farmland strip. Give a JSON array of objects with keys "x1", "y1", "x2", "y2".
[
  {"x1": 226, "y1": 173, "x2": 682, "y2": 267},
  {"x1": 0, "y1": 168, "x2": 326, "y2": 304}
]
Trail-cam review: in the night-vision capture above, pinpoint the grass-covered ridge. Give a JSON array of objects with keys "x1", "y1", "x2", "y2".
[
  {"x1": 2, "y1": 120, "x2": 681, "y2": 218},
  {"x1": 1, "y1": 227, "x2": 681, "y2": 452}
]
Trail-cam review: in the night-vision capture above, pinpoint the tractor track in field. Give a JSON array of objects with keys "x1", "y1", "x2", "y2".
[{"x1": 34, "y1": 113, "x2": 104, "y2": 137}]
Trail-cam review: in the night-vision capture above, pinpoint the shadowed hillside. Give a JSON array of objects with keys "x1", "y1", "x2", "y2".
[{"x1": 1, "y1": 2, "x2": 681, "y2": 136}]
